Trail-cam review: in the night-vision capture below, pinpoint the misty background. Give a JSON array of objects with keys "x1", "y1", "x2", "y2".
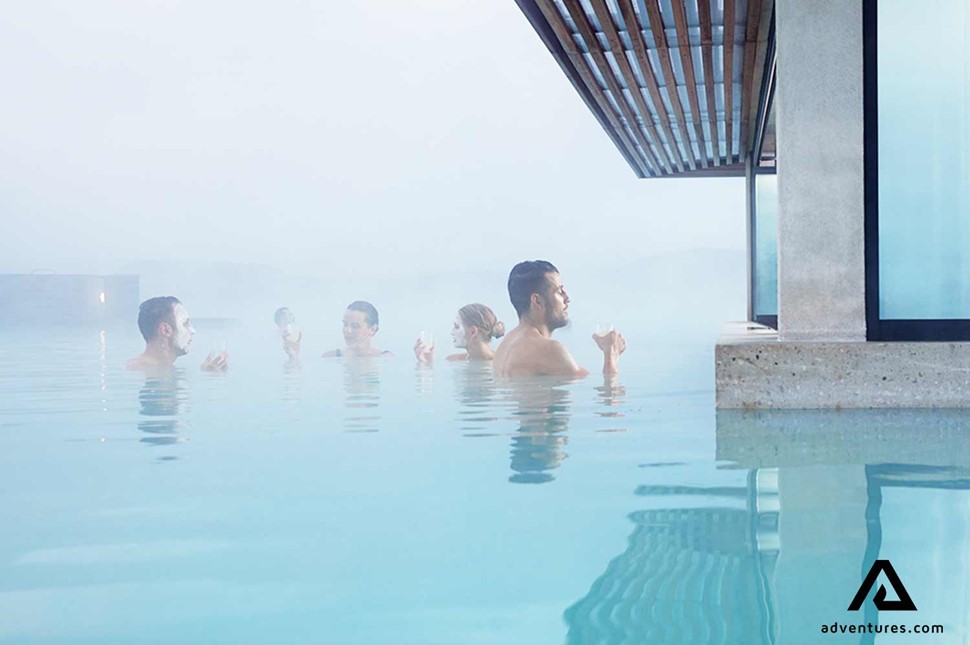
[{"x1": 0, "y1": 1, "x2": 746, "y2": 352}]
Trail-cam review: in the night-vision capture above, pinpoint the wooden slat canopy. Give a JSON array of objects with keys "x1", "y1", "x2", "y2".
[{"x1": 516, "y1": 0, "x2": 774, "y2": 178}]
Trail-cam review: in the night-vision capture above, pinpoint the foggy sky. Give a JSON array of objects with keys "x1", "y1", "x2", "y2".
[{"x1": 0, "y1": 0, "x2": 744, "y2": 278}]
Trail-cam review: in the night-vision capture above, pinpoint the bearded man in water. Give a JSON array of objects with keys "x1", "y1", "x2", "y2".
[
  {"x1": 126, "y1": 296, "x2": 227, "y2": 372},
  {"x1": 493, "y1": 260, "x2": 626, "y2": 378}
]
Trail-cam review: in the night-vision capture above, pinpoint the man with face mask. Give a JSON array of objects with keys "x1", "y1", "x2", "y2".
[
  {"x1": 493, "y1": 260, "x2": 626, "y2": 378},
  {"x1": 126, "y1": 296, "x2": 228, "y2": 372}
]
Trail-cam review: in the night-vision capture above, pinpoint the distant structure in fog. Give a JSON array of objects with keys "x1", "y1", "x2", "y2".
[{"x1": 0, "y1": 274, "x2": 139, "y2": 325}]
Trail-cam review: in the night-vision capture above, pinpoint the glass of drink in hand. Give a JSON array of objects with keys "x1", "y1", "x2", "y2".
[
  {"x1": 594, "y1": 323, "x2": 614, "y2": 338},
  {"x1": 414, "y1": 331, "x2": 435, "y2": 363}
]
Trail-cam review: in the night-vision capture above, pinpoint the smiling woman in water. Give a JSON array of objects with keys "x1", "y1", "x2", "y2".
[
  {"x1": 414, "y1": 303, "x2": 505, "y2": 363},
  {"x1": 323, "y1": 300, "x2": 392, "y2": 358}
]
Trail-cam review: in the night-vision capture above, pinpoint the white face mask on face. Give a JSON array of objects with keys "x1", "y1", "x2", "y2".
[
  {"x1": 451, "y1": 315, "x2": 467, "y2": 349},
  {"x1": 171, "y1": 303, "x2": 194, "y2": 355}
]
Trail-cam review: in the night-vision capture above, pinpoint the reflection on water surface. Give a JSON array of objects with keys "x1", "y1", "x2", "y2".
[
  {"x1": 1, "y1": 328, "x2": 968, "y2": 643},
  {"x1": 138, "y1": 371, "x2": 189, "y2": 447}
]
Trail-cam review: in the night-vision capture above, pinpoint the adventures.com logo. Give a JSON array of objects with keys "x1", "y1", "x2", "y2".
[
  {"x1": 821, "y1": 560, "x2": 943, "y2": 637},
  {"x1": 847, "y1": 560, "x2": 916, "y2": 612}
]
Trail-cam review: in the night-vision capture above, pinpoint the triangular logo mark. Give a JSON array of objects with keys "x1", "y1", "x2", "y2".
[{"x1": 848, "y1": 560, "x2": 917, "y2": 611}]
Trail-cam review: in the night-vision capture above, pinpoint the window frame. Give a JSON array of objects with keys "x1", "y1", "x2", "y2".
[{"x1": 864, "y1": 0, "x2": 970, "y2": 341}]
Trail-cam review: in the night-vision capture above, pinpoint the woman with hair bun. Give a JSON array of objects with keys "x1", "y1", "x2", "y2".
[{"x1": 414, "y1": 303, "x2": 505, "y2": 362}]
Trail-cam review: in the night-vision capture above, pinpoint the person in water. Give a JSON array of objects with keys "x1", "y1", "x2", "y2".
[
  {"x1": 493, "y1": 260, "x2": 626, "y2": 378},
  {"x1": 323, "y1": 300, "x2": 392, "y2": 358},
  {"x1": 414, "y1": 303, "x2": 506, "y2": 362},
  {"x1": 274, "y1": 307, "x2": 302, "y2": 360},
  {"x1": 126, "y1": 296, "x2": 228, "y2": 372}
]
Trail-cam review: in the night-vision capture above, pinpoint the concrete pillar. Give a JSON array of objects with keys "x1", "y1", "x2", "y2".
[
  {"x1": 775, "y1": 0, "x2": 866, "y2": 341},
  {"x1": 774, "y1": 465, "x2": 869, "y2": 643}
]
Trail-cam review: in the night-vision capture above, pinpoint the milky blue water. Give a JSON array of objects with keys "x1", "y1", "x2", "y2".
[{"x1": 1, "y1": 325, "x2": 968, "y2": 643}]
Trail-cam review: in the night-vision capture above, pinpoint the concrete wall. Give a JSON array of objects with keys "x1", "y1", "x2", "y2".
[
  {"x1": 716, "y1": 328, "x2": 970, "y2": 408},
  {"x1": 775, "y1": 0, "x2": 866, "y2": 341},
  {"x1": 717, "y1": 408, "x2": 970, "y2": 466},
  {"x1": 774, "y1": 466, "x2": 868, "y2": 645},
  {"x1": 0, "y1": 275, "x2": 139, "y2": 325},
  {"x1": 103, "y1": 275, "x2": 140, "y2": 323}
]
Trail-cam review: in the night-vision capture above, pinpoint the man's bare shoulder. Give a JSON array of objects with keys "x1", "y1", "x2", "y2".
[
  {"x1": 126, "y1": 354, "x2": 171, "y2": 374},
  {"x1": 510, "y1": 334, "x2": 563, "y2": 358},
  {"x1": 524, "y1": 337, "x2": 573, "y2": 365},
  {"x1": 125, "y1": 355, "x2": 150, "y2": 371},
  {"x1": 497, "y1": 333, "x2": 579, "y2": 377}
]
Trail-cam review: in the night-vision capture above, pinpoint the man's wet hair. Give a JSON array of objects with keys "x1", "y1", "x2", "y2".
[
  {"x1": 137, "y1": 296, "x2": 181, "y2": 341},
  {"x1": 347, "y1": 300, "x2": 379, "y2": 329},
  {"x1": 508, "y1": 260, "x2": 559, "y2": 318}
]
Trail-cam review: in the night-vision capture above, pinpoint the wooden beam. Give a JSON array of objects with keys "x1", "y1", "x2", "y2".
[
  {"x1": 516, "y1": 0, "x2": 649, "y2": 177},
  {"x1": 740, "y1": 0, "x2": 763, "y2": 159},
  {"x1": 670, "y1": 0, "x2": 710, "y2": 168},
  {"x1": 745, "y1": 4, "x2": 773, "y2": 165},
  {"x1": 560, "y1": 0, "x2": 665, "y2": 175},
  {"x1": 533, "y1": 0, "x2": 654, "y2": 176},
  {"x1": 723, "y1": 0, "x2": 736, "y2": 164},
  {"x1": 588, "y1": 0, "x2": 681, "y2": 173},
  {"x1": 641, "y1": 0, "x2": 699, "y2": 170},
  {"x1": 515, "y1": 0, "x2": 646, "y2": 176},
  {"x1": 655, "y1": 162, "x2": 746, "y2": 178},
  {"x1": 617, "y1": 0, "x2": 688, "y2": 172},
  {"x1": 696, "y1": 0, "x2": 721, "y2": 165}
]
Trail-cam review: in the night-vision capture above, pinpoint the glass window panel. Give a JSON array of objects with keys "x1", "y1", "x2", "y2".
[
  {"x1": 879, "y1": 486, "x2": 970, "y2": 636},
  {"x1": 754, "y1": 173, "x2": 778, "y2": 318},
  {"x1": 879, "y1": 0, "x2": 970, "y2": 319}
]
